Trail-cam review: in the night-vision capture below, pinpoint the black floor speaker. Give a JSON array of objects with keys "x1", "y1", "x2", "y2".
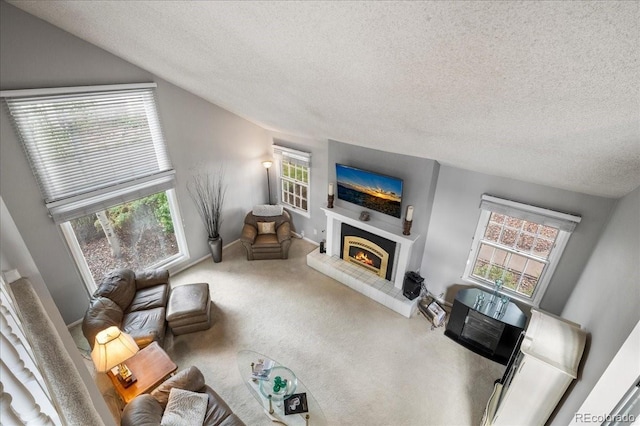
[{"x1": 403, "y1": 271, "x2": 424, "y2": 300}]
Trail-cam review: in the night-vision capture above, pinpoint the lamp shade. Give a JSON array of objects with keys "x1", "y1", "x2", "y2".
[
  {"x1": 262, "y1": 160, "x2": 273, "y2": 169},
  {"x1": 91, "y1": 326, "x2": 139, "y2": 373}
]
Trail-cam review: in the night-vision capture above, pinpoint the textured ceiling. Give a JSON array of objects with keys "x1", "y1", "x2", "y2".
[{"x1": 8, "y1": 1, "x2": 640, "y2": 198}]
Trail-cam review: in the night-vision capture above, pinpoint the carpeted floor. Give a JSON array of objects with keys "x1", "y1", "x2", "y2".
[{"x1": 71, "y1": 238, "x2": 504, "y2": 425}]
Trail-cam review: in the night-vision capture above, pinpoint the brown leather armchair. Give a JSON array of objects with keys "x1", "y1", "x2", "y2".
[
  {"x1": 240, "y1": 210, "x2": 292, "y2": 260},
  {"x1": 121, "y1": 366, "x2": 245, "y2": 426}
]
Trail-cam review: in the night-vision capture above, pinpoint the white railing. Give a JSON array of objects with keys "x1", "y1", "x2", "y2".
[{"x1": 0, "y1": 274, "x2": 61, "y2": 425}]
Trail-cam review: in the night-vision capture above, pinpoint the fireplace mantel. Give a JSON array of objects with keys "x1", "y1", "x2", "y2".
[
  {"x1": 321, "y1": 206, "x2": 419, "y2": 289},
  {"x1": 323, "y1": 206, "x2": 419, "y2": 246},
  {"x1": 307, "y1": 206, "x2": 421, "y2": 317}
]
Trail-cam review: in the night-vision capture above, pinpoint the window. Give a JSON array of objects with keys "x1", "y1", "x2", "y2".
[
  {"x1": 273, "y1": 145, "x2": 311, "y2": 217},
  {"x1": 61, "y1": 190, "x2": 185, "y2": 285},
  {"x1": 463, "y1": 195, "x2": 581, "y2": 306},
  {"x1": 3, "y1": 83, "x2": 188, "y2": 291}
]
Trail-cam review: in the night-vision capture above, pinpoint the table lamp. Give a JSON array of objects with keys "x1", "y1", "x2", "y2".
[{"x1": 91, "y1": 326, "x2": 139, "y2": 387}]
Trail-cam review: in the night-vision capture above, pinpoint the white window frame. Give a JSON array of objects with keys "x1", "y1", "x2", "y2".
[
  {"x1": 61, "y1": 189, "x2": 189, "y2": 294},
  {"x1": 462, "y1": 195, "x2": 581, "y2": 307},
  {"x1": 273, "y1": 145, "x2": 311, "y2": 218},
  {"x1": 3, "y1": 83, "x2": 189, "y2": 292}
]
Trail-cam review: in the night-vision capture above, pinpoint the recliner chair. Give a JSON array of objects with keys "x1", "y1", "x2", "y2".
[{"x1": 240, "y1": 209, "x2": 292, "y2": 260}]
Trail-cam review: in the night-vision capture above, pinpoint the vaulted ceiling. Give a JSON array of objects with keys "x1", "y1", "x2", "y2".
[{"x1": 8, "y1": 1, "x2": 639, "y2": 198}]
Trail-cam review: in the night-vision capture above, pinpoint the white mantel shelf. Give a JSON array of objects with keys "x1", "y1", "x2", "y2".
[{"x1": 321, "y1": 206, "x2": 420, "y2": 246}]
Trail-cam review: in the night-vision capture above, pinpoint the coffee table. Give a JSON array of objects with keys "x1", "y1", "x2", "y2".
[
  {"x1": 108, "y1": 341, "x2": 177, "y2": 404},
  {"x1": 237, "y1": 350, "x2": 326, "y2": 425}
]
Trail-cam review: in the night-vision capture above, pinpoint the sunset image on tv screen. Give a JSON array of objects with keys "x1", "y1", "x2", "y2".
[{"x1": 336, "y1": 164, "x2": 403, "y2": 218}]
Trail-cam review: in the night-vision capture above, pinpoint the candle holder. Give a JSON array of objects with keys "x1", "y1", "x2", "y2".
[
  {"x1": 327, "y1": 194, "x2": 334, "y2": 208},
  {"x1": 403, "y1": 219, "x2": 412, "y2": 235}
]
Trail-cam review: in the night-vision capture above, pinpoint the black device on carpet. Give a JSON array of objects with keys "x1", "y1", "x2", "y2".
[{"x1": 403, "y1": 271, "x2": 424, "y2": 300}]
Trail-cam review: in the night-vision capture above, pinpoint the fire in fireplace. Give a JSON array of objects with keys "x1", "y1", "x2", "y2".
[
  {"x1": 354, "y1": 251, "x2": 375, "y2": 266},
  {"x1": 341, "y1": 224, "x2": 396, "y2": 281}
]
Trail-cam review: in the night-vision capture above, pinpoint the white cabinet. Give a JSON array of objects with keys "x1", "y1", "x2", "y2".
[{"x1": 484, "y1": 309, "x2": 587, "y2": 426}]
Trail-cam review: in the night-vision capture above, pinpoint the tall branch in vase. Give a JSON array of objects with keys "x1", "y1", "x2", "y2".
[{"x1": 188, "y1": 169, "x2": 227, "y2": 262}]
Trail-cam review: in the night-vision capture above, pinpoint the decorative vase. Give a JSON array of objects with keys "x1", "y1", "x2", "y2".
[{"x1": 208, "y1": 237, "x2": 222, "y2": 263}]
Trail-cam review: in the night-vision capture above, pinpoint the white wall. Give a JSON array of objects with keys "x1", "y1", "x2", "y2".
[
  {"x1": 0, "y1": 197, "x2": 115, "y2": 425},
  {"x1": 420, "y1": 165, "x2": 616, "y2": 314},
  {"x1": 568, "y1": 319, "x2": 640, "y2": 425},
  {"x1": 553, "y1": 186, "x2": 640, "y2": 424},
  {"x1": 0, "y1": 1, "x2": 271, "y2": 322}
]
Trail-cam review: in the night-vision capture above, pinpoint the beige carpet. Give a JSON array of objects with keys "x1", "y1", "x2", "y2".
[{"x1": 72, "y1": 238, "x2": 504, "y2": 425}]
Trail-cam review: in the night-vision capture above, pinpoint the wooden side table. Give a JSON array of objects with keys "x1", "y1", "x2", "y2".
[{"x1": 107, "y1": 341, "x2": 177, "y2": 404}]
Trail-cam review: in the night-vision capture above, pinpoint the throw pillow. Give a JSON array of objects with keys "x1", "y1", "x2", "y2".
[
  {"x1": 160, "y1": 388, "x2": 208, "y2": 426},
  {"x1": 257, "y1": 221, "x2": 276, "y2": 235}
]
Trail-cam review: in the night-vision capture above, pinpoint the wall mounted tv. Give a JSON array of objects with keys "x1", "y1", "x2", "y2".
[{"x1": 335, "y1": 164, "x2": 403, "y2": 218}]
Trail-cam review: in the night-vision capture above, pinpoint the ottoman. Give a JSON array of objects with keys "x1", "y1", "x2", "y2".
[{"x1": 166, "y1": 283, "x2": 212, "y2": 335}]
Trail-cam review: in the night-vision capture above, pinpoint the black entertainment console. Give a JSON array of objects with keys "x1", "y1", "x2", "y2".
[{"x1": 445, "y1": 288, "x2": 527, "y2": 365}]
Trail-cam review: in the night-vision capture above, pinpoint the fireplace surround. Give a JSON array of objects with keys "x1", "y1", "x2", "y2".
[
  {"x1": 341, "y1": 223, "x2": 396, "y2": 281},
  {"x1": 306, "y1": 206, "x2": 421, "y2": 317}
]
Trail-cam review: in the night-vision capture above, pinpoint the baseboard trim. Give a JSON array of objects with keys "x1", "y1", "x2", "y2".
[
  {"x1": 223, "y1": 239, "x2": 240, "y2": 250},
  {"x1": 172, "y1": 239, "x2": 241, "y2": 275},
  {"x1": 67, "y1": 317, "x2": 83, "y2": 328},
  {"x1": 292, "y1": 233, "x2": 319, "y2": 246}
]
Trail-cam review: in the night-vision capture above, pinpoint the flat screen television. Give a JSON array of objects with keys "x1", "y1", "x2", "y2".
[{"x1": 335, "y1": 164, "x2": 403, "y2": 218}]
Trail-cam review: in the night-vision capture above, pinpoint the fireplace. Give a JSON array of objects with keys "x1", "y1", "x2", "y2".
[
  {"x1": 307, "y1": 206, "x2": 421, "y2": 318},
  {"x1": 341, "y1": 223, "x2": 396, "y2": 281}
]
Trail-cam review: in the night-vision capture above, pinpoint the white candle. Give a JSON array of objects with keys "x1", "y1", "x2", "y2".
[
  {"x1": 328, "y1": 183, "x2": 334, "y2": 196},
  {"x1": 406, "y1": 205, "x2": 414, "y2": 221}
]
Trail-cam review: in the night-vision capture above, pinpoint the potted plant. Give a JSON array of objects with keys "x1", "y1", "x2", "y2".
[{"x1": 187, "y1": 169, "x2": 227, "y2": 263}]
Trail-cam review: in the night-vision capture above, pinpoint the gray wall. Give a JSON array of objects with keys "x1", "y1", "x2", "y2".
[
  {"x1": 266, "y1": 131, "x2": 329, "y2": 242},
  {"x1": 553, "y1": 186, "x2": 640, "y2": 425},
  {"x1": 0, "y1": 2, "x2": 271, "y2": 323},
  {"x1": 328, "y1": 140, "x2": 440, "y2": 273},
  {"x1": 420, "y1": 165, "x2": 616, "y2": 314}
]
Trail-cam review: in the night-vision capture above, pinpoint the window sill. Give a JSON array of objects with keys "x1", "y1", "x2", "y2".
[
  {"x1": 151, "y1": 252, "x2": 190, "y2": 275},
  {"x1": 279, "y1": 204, "x2": 310, "y2": 219},
  {"x1": 461, "y1": 276, "x2": 540, "y2": 308}
]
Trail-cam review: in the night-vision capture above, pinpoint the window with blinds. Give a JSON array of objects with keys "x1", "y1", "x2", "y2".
[
  {"x1": 273, "y1": 144, "x2": 311, "y2": 217},
  {"x1": 2, "y1": 83, "x2": 188, "y2": 289},
  {"x1": 3, "y1": 83, "x2": 175, "y2": 223},
  {"x1": 462, "y1": 194, "x2": 581, "y2": 306}
]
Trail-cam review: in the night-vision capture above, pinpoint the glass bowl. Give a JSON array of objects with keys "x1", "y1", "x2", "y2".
[{"x1": 259, "y1": 366, "x2": 298, "y2": 401}]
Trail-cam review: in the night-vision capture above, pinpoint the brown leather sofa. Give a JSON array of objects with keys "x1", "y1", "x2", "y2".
[
  {"x1": 82, "y1": 268, "x2": 169, "y2": 350},
  {"x1": 240, "y1": 210, "x2": 292, "y2": 260},
  {"x1": 121, "y1": 366, "x2": 245, "y2": 426}
]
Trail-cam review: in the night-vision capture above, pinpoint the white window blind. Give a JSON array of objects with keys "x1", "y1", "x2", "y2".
[
  {"x1": 273, "y1": 144, "x2": 311, "y2": 166},
  {"x1": 480, "y1": 194, "x2": 581, "y2": 231},
  {"x1": 3, "y1": 83, "x2": 175, "y2": 223}
]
